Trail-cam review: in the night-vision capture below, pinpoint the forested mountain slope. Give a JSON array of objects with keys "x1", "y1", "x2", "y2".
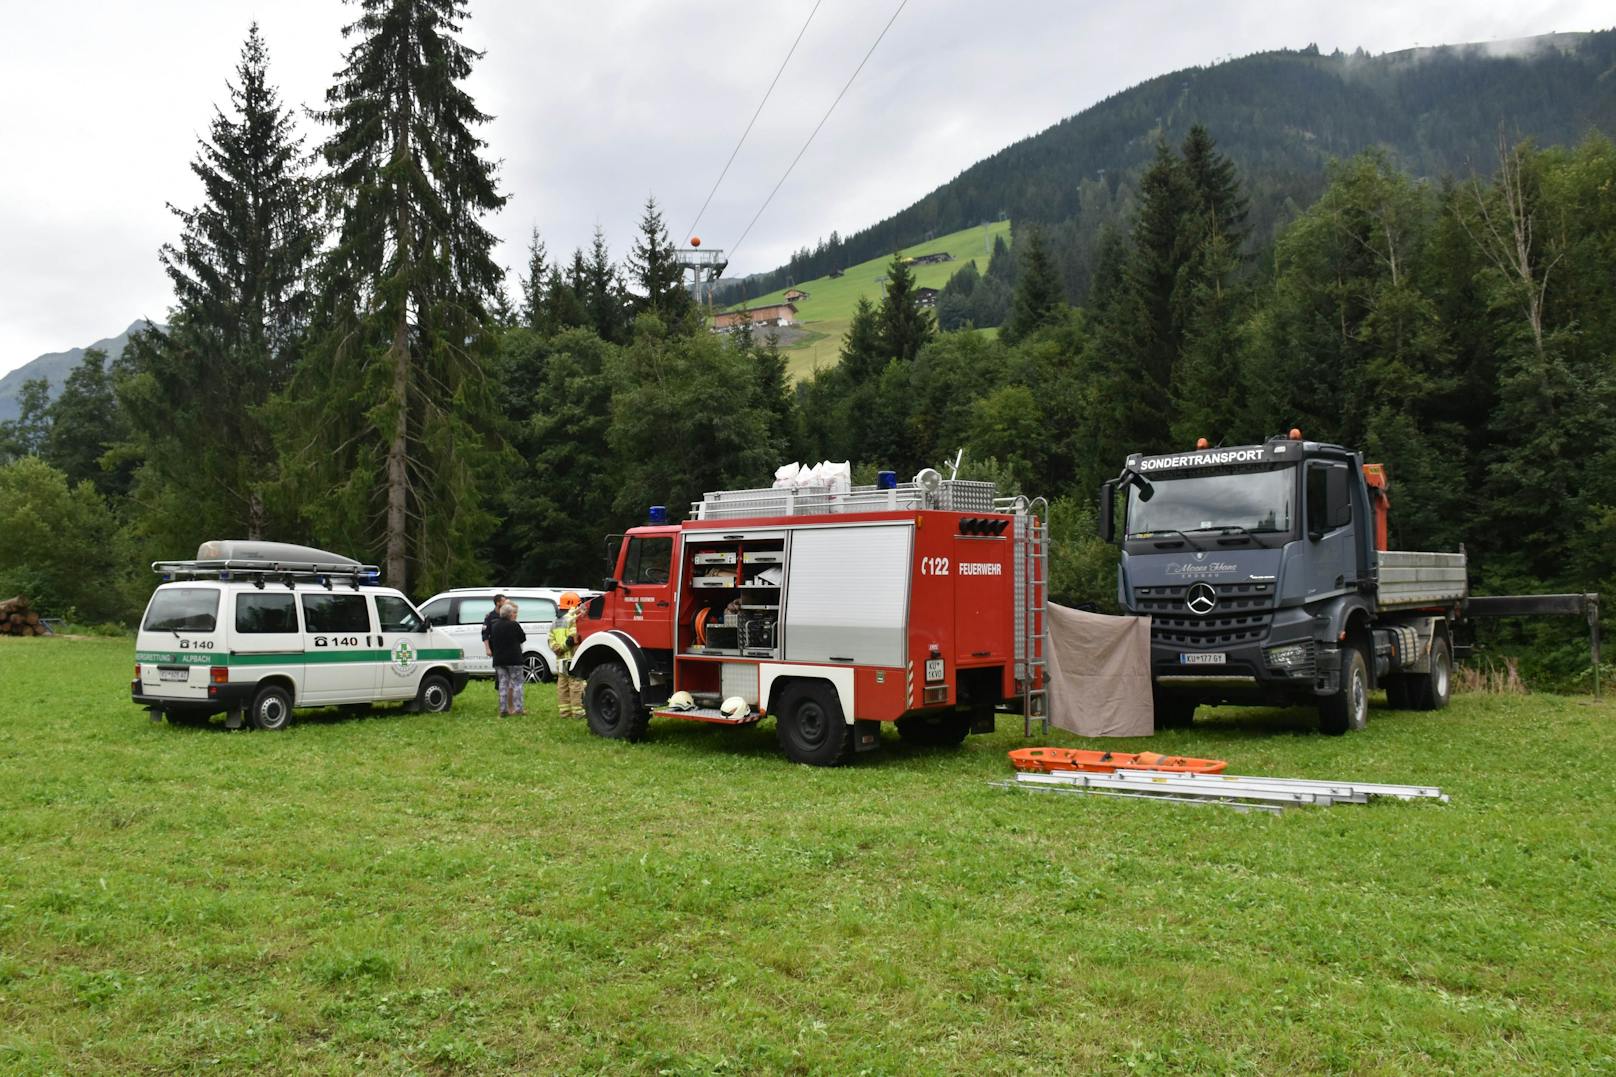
[{"x1": 718, "y1": 31, "x2": 1616, "y2": 303}]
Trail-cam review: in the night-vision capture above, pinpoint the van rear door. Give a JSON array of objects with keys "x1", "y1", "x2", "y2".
[{"x1": 137, "y1": 585, "x2": 225, "y2": 703}]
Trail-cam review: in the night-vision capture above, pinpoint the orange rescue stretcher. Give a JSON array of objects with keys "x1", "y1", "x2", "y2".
[{"x1": 1008, "y1": 747, "x2": 1228, "y2": 775}]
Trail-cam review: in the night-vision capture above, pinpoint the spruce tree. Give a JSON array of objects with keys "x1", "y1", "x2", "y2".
[
  {"x1": 519, "y1": 226, "x2": 549, "y2": 332},
  {"x1": 585, "y1": 227, "x2": 628, "y2": 343},
  {"x1": 1179, "y1": 125, "x2": 1248, "y2": 244},
  {"x1": 627, "y1": 196, "x2": 693, "y2": 323},
  {"x1": 1002, "y1": 227, "x2": 1066, "y2": 344},
  {"x1": 121, "y1": 24, "x2": 319, "y2": 541},
  {"x1": 296, "y1": 0, "x2": 507, "y2": 592},
  {"x1": 839, "y1": 296, "x2": 886, "y2": 383},
  {"x1": 878, "y1": 254, "x2": 935, "y2": 363}
]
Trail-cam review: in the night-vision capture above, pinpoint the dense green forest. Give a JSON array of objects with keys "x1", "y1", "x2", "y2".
[
  {"x1": 0, "y1": 5, "x2": 1611, "y2": 687},
  {"x1": 715, "y1": 31, "x2": 1616, "y2": 306}
]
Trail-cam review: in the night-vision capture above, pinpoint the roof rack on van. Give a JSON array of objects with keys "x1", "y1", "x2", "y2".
[
  {"x1": 151, "y1": 540, "x2": 379, "y2": 588},
  {"x1": 151, "y1": 558, "x2": 383, "y2": 589}
]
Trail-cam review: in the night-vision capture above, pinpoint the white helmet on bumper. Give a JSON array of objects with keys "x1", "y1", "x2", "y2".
[
  {"x1": 720, "y1": 695, "x2": 750, "y2": 720},
  {"x1": 667, "y1": 691, "x2": 695, "y2": 712}
]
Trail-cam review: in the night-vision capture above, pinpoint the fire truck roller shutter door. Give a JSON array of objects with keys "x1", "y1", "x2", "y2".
[
  {"x1": 783, "y1": 524, "x2": 911, "y2": 666},
  {"x1": 760, "y1": 664, "x2": 856, "y2": 725}
]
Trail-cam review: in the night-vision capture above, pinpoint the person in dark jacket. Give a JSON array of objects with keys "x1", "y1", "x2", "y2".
[
  {"x1": 481, "y1": 593, "x2": 508, "y2": 658},
  {"x1": 488, "y1": 603, "x2": 527, "y2": 717}
]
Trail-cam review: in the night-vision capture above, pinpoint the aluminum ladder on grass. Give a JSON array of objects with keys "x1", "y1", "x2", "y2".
[{"x1": 1001, "y1": 495, "x2": 1050, "y2": 736}]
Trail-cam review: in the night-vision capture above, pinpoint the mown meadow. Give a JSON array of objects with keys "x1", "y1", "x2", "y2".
[{"x1": 2, "y1": 635, "x2": 1613, "y2": 1074}]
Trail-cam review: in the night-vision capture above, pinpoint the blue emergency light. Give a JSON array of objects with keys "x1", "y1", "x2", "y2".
[
  {"x1": 877, "y1": 470, "x2": 897, "y2": 490},
  {"x1": 648, "y1": 505, "x2": 668, "y2": 524},
  {"x1": 360, "y1": 569, "x2": 380, "y2": 583}
]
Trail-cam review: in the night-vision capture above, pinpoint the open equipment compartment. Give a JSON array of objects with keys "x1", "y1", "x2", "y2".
[{"x1": 678, "y1": 531, "x2": 786, "y2": 663}]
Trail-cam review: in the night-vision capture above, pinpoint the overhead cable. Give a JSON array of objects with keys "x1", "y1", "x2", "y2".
[
  {"x1": 682, "y1": 0, "x2": 825, "y2": 245},
  {"x1": 728, "y1": 0, "x2": 910, "y2": 261}
]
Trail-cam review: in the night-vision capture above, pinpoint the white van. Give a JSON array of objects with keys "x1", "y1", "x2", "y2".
[
  {"x1": 417, "y1": 587, "x2": 591, "y2": 683},
  {"x1": 132, "y1": 541, "x2": 469, "y2": 730}
]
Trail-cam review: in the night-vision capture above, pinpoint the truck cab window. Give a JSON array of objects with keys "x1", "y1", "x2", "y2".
[
  {"x1": 1307, "y1": 463, "x2": 1352, "y2": 535},
  {"x1": 625, "y1": 537, "x2": 673, "y2": 585}
]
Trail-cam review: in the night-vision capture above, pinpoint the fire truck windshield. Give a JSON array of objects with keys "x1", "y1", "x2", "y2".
[{"x1": 1126, "y1": 465, "x2": 1294, "y2": 537}]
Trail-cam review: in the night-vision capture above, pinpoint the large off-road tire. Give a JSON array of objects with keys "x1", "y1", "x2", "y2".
[
  {"x1": 522, "y1": 651, "x2": 552, "y2": 684},
  {"x1": 895, "y1": 711, "x2": 971, "y2": 747},
  {"x1": 1318, "y1": 647, "x2": 1369, "y2": 736},
  {"x1": 1410, "y1": 635, "x2": 1453, "y2": 711},
  {"x1": 249, "y1": 684, "x2": 293, "y2": 732},
  {"x1": 417, "y1": 674, "x2": 453, "y2": 713},
  {"x1": 585, "y1": 662, "x2": 648, "y2": 741},
  {"x1": 1153, "y1": 693, "x2": 1197, "y2": 729},
  {"x1": 775, "y1": 682, "x2": 854, "y2": 766}
]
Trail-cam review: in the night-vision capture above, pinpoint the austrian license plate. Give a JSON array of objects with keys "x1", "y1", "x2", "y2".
[
  {"x1": 158, "y1": 667, "x2": 189, "y2": 682},
  {"x1": 925, "y1": 658, "x2": 945, "y2": 682},
  {"x1": 1178, "y1": 652, "x2": 1226, "y2": 666}
]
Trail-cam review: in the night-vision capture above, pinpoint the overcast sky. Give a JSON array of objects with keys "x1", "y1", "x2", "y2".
[{"x1": 0, "y1": 0, "x2": 1610, "y2": 375}]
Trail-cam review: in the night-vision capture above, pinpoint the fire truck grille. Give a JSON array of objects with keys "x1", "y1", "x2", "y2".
[{"x1": 1133, "y1": 582, "x2": 1276, "y2": 648}]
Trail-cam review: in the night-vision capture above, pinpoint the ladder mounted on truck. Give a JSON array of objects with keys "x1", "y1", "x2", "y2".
[{"x1": 1005, "y1": 496, "x2": 1050, "y2": 736}]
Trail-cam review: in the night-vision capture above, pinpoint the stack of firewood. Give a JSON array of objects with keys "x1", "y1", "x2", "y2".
[{"x1": 1, "y1": 595, "x2": 48, "y2": 636}]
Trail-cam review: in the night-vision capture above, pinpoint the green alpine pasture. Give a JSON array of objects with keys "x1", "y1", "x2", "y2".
[
  {"x1": 2, "y1": 635, "x2": 1613, "y2": 1074},
  {"x1": 729, "y1": 220, "x2": 1010, "y2": 378}
]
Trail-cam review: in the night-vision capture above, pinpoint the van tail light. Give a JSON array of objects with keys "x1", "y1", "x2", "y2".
[
  {"x1": 210, "y1": 666, "x2": 228, "y2": 685},
  {"x1": 134, "y1": 663, "x2": 141, "y2": 680}
]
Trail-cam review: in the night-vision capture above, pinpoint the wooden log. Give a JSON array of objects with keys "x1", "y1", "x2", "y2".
[{"x1": 24, "y1": 611, "x2": 40, "y2": 625}]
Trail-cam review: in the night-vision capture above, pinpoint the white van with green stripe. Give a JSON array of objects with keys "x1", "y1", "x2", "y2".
[{"x1": 132, "y1": 541, "x2": 469, "y2": 729}]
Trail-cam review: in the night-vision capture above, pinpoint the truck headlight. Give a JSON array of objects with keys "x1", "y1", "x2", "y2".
[{"x1": 1265, "y1": 642, "x2": 1311, "y2": 670}]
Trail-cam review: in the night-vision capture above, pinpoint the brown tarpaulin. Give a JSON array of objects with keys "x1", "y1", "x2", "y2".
[{"x1": 1046, "y1": 604, "x2": 1154, "y2": 737}]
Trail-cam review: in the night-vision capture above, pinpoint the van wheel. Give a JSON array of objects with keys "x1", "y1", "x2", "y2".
[
  {"x1": 1411, "y1": 636, "x2": 1453, "y2": 711},
  {"x1": 522, "y1": 652, "x2": 552, "y2": 683},
  {"x1": 1318, "y1": 647, "x2": 1368, "y2": 735},
  {"x1": 249, "y1": 685, "x2": 293, "y2": 731},
  {"x1": 418, "y1": 674, "x2": 453, "y2": 713},
  {"x1": 585, "y1": 663, "x2": 648, "y2": 741},
  {"x1": 896, "y1": 711, "x2": 970, "y2": 747},
  {"x1": 776, "y1": 682, "x2": 854, "y2": 766}
]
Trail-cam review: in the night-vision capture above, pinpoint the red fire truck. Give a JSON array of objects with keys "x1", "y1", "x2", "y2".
[{"x1": 572, "y1": 473, "x2": 1049, "y2": 765}]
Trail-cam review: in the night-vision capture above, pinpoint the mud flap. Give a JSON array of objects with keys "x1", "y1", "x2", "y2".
[
  {"x1": 854, "y1": 719, "x2": 881, "y2": 752},
  {"x1": 969, "y1": 709, "x2": 997, "y2": 735},
  {"x1": 225, "y1": 707, "x2": 244, "y2": 730},
  {"x1": 147, "y1": 707, "x2": 164, "y2": 724}
]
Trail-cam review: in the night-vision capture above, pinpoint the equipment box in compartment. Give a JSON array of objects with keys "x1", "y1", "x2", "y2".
[
  {"x1": 693, "y1": 551, "x2": 737, "y2": 566},
  {"x1": 692, "y1": 575, "x2": 736, "y2": 588},
  {"x1": 743, "y1": 551, "x2": 784, "y2": 564}
]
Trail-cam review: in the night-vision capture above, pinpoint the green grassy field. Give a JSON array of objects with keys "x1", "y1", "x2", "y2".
[
  {"x1": 3, "y1": 635, "x2": 1614, "y2": 1074},
  {"x1": 729, "y1": 220, "x2": 1011, "y2": 380}
]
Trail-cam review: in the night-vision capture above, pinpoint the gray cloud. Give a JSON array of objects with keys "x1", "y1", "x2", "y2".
[{"x1": 1, "y1": 0, "x2": 1609, "y2": 374}]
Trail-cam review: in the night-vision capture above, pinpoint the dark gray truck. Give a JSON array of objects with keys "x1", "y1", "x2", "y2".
[{"x1": 1099, "y1": 433, "x2": 1466, "y2": 734}]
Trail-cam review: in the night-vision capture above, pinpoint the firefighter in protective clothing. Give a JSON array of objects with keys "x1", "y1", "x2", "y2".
[{"x1": 549, "y1": 592, "x2": 584, "y2": 718}]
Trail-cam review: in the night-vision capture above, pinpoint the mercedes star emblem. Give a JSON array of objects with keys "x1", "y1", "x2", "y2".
[{"x1": 1186, "y1": 582, "x2": 1217, "y2": 616}]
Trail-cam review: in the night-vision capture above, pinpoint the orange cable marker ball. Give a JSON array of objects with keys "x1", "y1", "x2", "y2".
[{"x1": 690, "y1": 236, "x2": 701, "y2": 247}]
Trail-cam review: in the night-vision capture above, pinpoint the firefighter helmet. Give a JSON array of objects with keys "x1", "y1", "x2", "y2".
[
  {"x1": 559, "y1": 591, "x2": 581, "y2": 610},
  {"x1": 667, "y1": 691, "x2": 696, "y2": 711},
  {"x1": 720, "y1": 696, "x2": 750, "y2": 720}
]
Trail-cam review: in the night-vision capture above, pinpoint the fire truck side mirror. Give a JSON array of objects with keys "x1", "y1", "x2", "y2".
[
  {"x1": 1099, "y1": 480, "x2": 1117, "y2": 543},
  {"x1": 600, "y1": 577, "x2": 619, "y2": 593}
]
